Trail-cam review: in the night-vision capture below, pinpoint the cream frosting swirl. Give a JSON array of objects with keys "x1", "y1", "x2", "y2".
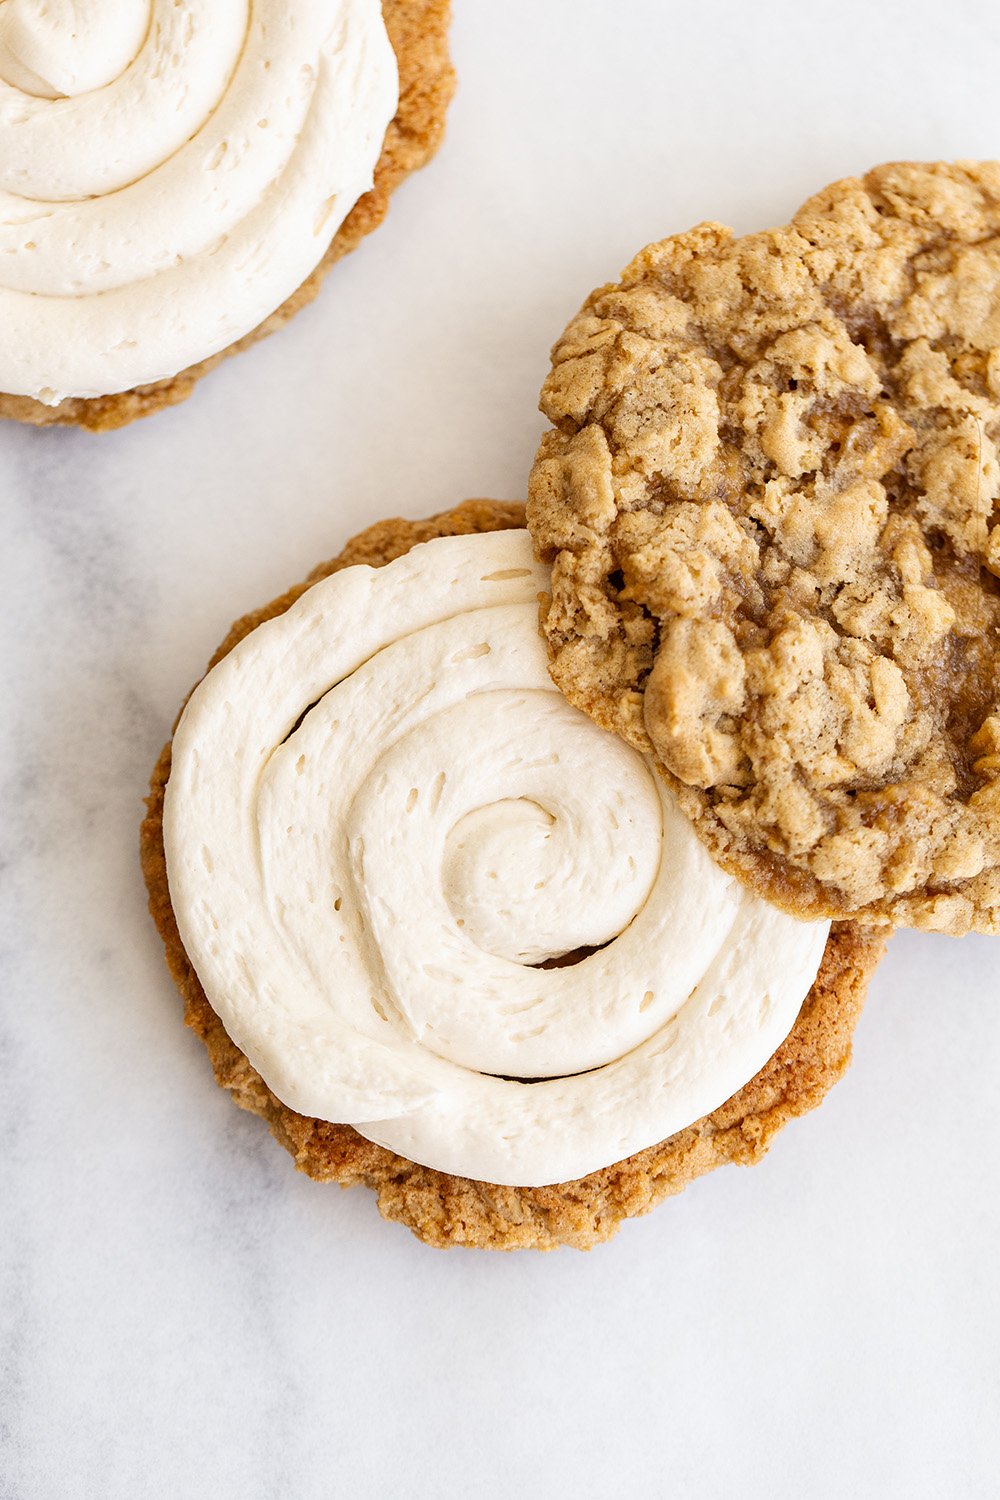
[
  {"x1": 163, "y1": 531, "x2": 830, "y2": 1187},
  {"x1": 0, "y1": 0, "x2": 398, "y2": 402}
]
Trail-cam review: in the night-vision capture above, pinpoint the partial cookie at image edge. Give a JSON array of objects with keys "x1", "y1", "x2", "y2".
[
  {"x1": 0, "y1": 0, "x2": 454, "y2": 433},
  {"x1": 528, "y1": 160, "x2": 1000, "y2": 936}
]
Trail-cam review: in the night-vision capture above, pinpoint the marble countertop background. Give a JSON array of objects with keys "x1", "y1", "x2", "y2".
[{"x1": 2, "y1": 3, "x2": 998, "y2": 1496}]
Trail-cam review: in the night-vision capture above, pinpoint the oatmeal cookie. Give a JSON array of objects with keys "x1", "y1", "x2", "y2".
[
  {"x1": 141, "y1": 500, "x2": 885, "y2": 1250},
  {"x1": 0, "y1": 0, "x2": 453, "y2": 432},
  {"x1": 529, "y1": 161, "x2": 1000, "y2": 934}
]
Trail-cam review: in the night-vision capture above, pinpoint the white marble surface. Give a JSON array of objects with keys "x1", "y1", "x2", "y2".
[{"x1": 2, "y1": 3, "x2": 999, "y2": 1495}]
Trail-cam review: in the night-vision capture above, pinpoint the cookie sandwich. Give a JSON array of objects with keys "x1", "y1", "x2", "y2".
[
  {"x1": 0, "y1": 0, "x2": 452, "y2": 430},
  {"x1": 530, "y1": 160, "x2": 1000, "y2": 936},
  {"x1": 143, "y1": 502, "x2": 884, "y2": 1250}
]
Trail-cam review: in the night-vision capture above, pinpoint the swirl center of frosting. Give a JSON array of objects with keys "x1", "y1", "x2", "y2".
[
  {"x1": 0, "y1": 1, "x2": 148, "y2": 97},
  {"x1": 441, "y1": 781, "x2": 658, "y2": 970}
]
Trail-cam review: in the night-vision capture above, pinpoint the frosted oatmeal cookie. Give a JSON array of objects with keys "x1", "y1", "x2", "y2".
[
  {"x1": 141, "y1": 501, "x2": 884, "y2": 1250},
  {"x1": 529, "y1": 161, "x2": 1000, "y2": 935},
  {"x1": 0, "y1": 0, "x2": 453, "y2": 431}
]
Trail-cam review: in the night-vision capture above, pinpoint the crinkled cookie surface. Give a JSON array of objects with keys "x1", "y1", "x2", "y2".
[{"x1": 529, "y1": 161, "x2": 1000, "y2": 934}]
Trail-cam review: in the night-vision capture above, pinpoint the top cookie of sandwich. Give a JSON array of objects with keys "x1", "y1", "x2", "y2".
[{"x1": 529, "y1": 161, "x2": 1000, "y2": 934}]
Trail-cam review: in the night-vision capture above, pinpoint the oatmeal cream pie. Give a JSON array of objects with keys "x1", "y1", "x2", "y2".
[
  {"x1": 141, "y1": 502, "x2": 884, "y2": 1250},
  {"x1": 529, "y1": 161, "x2": 1000, "y2": 935},
  {"x1": 0, "y1": 0, "x2": 452, "y2": 430}
]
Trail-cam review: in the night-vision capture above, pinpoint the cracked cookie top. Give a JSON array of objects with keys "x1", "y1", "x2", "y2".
[{"x1": 528, "y1": 161, "x2": 1000, "y2": 934}]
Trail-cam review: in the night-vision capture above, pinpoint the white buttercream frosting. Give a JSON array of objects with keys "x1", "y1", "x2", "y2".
[
  {"x1": 0, "y1": 0, "x2": 398, "y2": 402},
  {"x1": 163, "y1": 531, "x2": 830, "y2": 1187}
]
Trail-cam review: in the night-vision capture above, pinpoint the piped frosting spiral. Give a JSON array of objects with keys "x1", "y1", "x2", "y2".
[
  {"x1": 164, "y1": 531, "x2": 830, "y2": 1186},
  {"x1": 0, "y1": 0, "x2": 397, "y2": 402}
]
